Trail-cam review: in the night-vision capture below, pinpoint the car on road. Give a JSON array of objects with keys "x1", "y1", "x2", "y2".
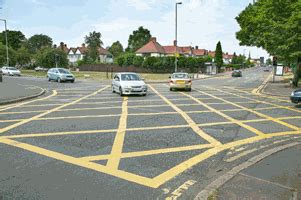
[
  {"x1": 231, "y1": 70, "x2": 242, "y2": 77},
  {"x1": 290, "y1": 89, "x2": 301, "y2": 104},
  {"x1": 1, "y1": 66, "x2": 21, "y2": 76},
  {"x1": 35, "y1": 66, "x2": 48, "y2": 72},
  {"x1": 112, "y1": 72, "x2": 147, "y2": 96},
  {"x1": 47, "y1": 68, "x2": 75, "y2": 83},
  {"x1": 169, "y1": 73, "x2": 192, "y2": 91}
]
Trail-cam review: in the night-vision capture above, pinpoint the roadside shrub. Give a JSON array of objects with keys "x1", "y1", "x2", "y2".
[{"x1": 133, "y1": 56, "x2": 144, "y2": 67}]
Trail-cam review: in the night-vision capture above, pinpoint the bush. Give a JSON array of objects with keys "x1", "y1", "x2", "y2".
[
  {"x1": 123, "y1": 53, "x2": 135, "y2": 66},
  {"x1": 115, "y1": 56, "x2": 124, "y2": 66},
  {"x1": 133, "y1": 56, "x2": 144, "y2": 67}
]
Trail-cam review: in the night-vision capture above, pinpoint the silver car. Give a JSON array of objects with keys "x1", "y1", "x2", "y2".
[
  {"x1": 112, "y1": 73, "x2": 147, "y2": 96},
  {"x1": 47, "y1": 68, "x2": 75, "y2": 83},
  {"x1": 2, "y1": 66, "x2": 21, "y2": 76},
  {"x1": 169, "y1": 73, "x2": 192, "y2": 91}
]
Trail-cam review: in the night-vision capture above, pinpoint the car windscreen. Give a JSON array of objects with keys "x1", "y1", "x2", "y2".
[
  {"x1": 58, "y1": 69, "x2": 70, "y2": 74},
  {"x1": 8, "y1": 67, "x2": 17, "y2": 70},
  {"x1": 172, "y1": 74, "x2": 188, "y2": 79},
  {"x1": 121, "y1": 74, "x2": 140, "y2": 81}
]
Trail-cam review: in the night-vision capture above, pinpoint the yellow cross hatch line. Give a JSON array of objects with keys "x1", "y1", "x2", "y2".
[
  {"x1": 107, "y1": 97, "x2": 128, "y2": 169},
  {"x1": 148, "y1": 85, "x2": 221, "y2": 146},
  {"x1": 204, "y1": 87, "x2": 300, "y2": 131},
  {"x1": 0, "y1": 86, "x2": 110, "y2": 134}
]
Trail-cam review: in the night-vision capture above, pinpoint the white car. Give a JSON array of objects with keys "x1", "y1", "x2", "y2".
[
  {"x1": 169, "y1": 73, "x2": 192, "y2": 91},
  {"x1": 112, "y1": 72, "x2": 147, "y2": 96},
  {"x1": 2, "y1": 67, "x2": 21, "y2": 76}
]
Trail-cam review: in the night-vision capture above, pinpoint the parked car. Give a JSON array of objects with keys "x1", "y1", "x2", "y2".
[
  {"x1": 35, "y1": 66, "x2": 48, "y2": 72},
  {"x1": 47, "y1": 68, "x2": 75, "y2": 83},
  {"x1": 169, "y1": 73, "x2": 192, "y2": 91},
  {"x1": 112, "y1": 72, "x2": 147, "y2": 96},
  {"x1": 1, "y1": 66, "x2": 21, "y2": 76},
  {"x1": 290, "y1": 89, "x2": 301, "y2": 104},
  {"x1": 232, "y1": 70, "x2": 242, "y2": 77}
]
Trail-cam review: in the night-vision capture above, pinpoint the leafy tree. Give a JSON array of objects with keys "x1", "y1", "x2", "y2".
[
  {"x1": 236, "y1": 0, "x2": 301, "y2": 86},
  {"x1": 215, "y1": 41, "x2": 223, "y2": 69},
  {"x1": 231, "y1": 52, "x2": 238, "y2": 64},
  {"x1": 108, "y1": 41, "x2": 123, "y2": 57},
  {"x1": 35, "y1": 48, "x2": 68, "y2": 68},
  {"x1": 15, "y1": 47, "x2": 31, "y2": 66},
  {"x1": 85, "y1": 31, "x2": 103, "y2": 62},
  {"x1": 142, "y1": 56, "x2": 157, "y2": 69},
  {"x1": 266, "y1": 58, "x2": 272, "y2": 65},
  {"x1": 0, "y1": 43, "x2": 16, "y2": 66},
  {"x1": 127, "y1": 26, "x2": 152, "y2": 52},
  {"x1": 133, "y1": 56, "x2": 144, "y2": 67},
  {"x1": 0, "y1": 30, "x2": 26, "y2": 50},
  {"x1": 123, "y1": 53, "x2": 135, "y2": 66},
  {"x1": 115, "y1": 56, "x2": 124, "y2": 66},
  {"x1": 26, "y1": 34, "x2": 53, "y2": 54}
]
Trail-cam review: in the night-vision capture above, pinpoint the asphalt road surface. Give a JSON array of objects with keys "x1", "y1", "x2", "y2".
[{"x1": 0, "y1": 67, "x2": 300, "y2": 199}]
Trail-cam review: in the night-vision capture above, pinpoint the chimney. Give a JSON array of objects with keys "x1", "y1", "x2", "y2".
[
  {"x1": 195, "y1": 46, "x2": 198, "y2": 50},
  {"x1": 150, "y1": 37, "x2": 156, "y2": 42},
  {"x1": 64, "y1": 44, "x2": 67, "y2": 48},
  {"x1": 173, "y1": 40, "x2": 177, "y2": 46},
  {"x1": 82, "y1": 43, "x2": 86, "y2": 48}
]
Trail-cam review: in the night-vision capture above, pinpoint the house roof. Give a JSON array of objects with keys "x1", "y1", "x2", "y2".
[
  {"x1": 162, "y1": 46, "x2": 183, "y2": 54},
  {"x1": 192, "y1": 49, "x2": 207, "y2": 56},
  {"x1": 67, "y1": 45, "x2": 110, "y2": 55},
  {"x1": 136, "y1": 37, "x2": 165, "y2": 54},
  {"x1": 208, "y1": 51, "x2": 215, "y2": 57}
]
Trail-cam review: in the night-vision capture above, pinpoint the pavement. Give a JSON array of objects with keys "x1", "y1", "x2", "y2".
[
  {"x1": 262, "y1": 74, "x2": 301, "y2": 97},
  {"x1": 0, "y1": 67, "x2": 300, "y2": 200},
  {"x1": 0, "y1": 76, "x2": 45, "y2": 105}
]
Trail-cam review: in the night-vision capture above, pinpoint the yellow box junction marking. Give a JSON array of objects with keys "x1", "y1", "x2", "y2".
[
  {"x1": 0, "y1": 86, "x2": 109, "y2": 134},
  {"x1": 107, "y1": 97, "x2": 128, "y2": 169},
  {"x1": 202, "y1": 87, "x2": 300, "y2": 131},
  {"x1": 148, "y1": 85, "x2": 221, "y2": 146},
  {"x1": 180, "y1": 92, "x2": 267, "y2": 137}
]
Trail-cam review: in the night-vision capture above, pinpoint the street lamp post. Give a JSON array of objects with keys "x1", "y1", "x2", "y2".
[
  {"x1": 175, "y1": 2, "x2": 182, "y2": 73},
  {"x1": 0, "y1": 19, "x2": 9, "y2": 66}
]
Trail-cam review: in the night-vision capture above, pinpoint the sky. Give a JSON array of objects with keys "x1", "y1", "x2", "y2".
[{"x1": 0, "y1": 0, "x2": 269, "y2": 58}]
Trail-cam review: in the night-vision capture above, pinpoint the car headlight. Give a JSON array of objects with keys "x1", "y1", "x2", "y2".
[{"x1": 291, "y1": 91, "x2": 295, "y2": 96}]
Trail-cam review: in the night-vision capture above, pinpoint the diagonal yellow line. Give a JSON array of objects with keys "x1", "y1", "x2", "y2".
[
  {"x1": 106, "y1": 97, "x2": 128, "y2": 169},
  {"x1": 81, "y1": 144, "x2": 214, "y2": 161},
  {"x1": 203, "y1": 87, "x2": 300, "y2": 131},
  {"x1": 148, "y1": 85, "x2": 221, "y2": 146},
  {"x1": 0, "y1": 90, "x2": 57, "y2": 112},
  {"x1": 181, "y1": 92, "x2": 267, "y2": 137},
  {"x1": 0, "y1": 138, "x2": 156, "y2": 188},
  {"x1": 0, "y1": 86, "x2": 109, "y2": 134}
]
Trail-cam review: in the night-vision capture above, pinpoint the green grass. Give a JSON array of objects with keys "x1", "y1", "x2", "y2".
[{"x1": 21, "y1": 70, "x2": 172, "y2": 81}]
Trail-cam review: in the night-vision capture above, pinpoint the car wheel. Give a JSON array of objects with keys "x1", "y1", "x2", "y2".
[
  {"x1": 119, "y1": 87, "x2": 124, "y2": 96},
  {"x1": 142, "y1": 93, "x2": 146, "y2": 96},
  {"x1": 48, "y1": 77, "x2": 51, "y2": 82},
  {"x1": 169, "y1": 88, "x2": 173, "y2": 91},
  {"x1": 112, "y1": 86, "x2": 115, "y2": 93},
  {"x1": 71, "y1": 80, "x2": 75, "y2": 83},
  {"x1": 187, "y1": 88, "x2": 192, "y2": 92},
  {"x1": 57, "y1": 78, "x2": 61, "y2": 83}
]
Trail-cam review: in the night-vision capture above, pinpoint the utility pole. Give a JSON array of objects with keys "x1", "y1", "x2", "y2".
[
  {"x1": 175, "y1": 2, "x2": 182, "y2": 73},
  {"x1": 0, "y1": 19, "x2": 9, "y2": 66}
]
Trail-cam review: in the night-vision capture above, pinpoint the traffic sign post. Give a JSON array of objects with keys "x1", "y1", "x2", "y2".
[{"x1": 272, "y1": 56, "x2": 277, "y2": 83}]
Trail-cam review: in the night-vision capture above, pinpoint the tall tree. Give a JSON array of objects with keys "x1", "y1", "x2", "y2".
[
  {"x1": 127, "y1": 26, "x2": 151, "y2": 52},
  {"x1": 85, "y1": 31, "x2": 103, "y2": 62},
  {"x1": 35, "y1": 48, "x2": 68, "y2": 68},
  {"x1": 231, "y1": 52, "x2": 238, "y2": 64},
  {"x1": 215, "y1": 41, "x2": 223, "y2": 69},
  {"x1": 0, "y1": 30, "x2": 26, "y2": 50},
  {"x1": 236, "y1": 0, "x2": 301, "y2": 86},
  {"x1": 108, "y1": 41, "x2": 123, "y2": 57},
  {"x1": 26, "y1": 34, "x2": 53, "y2": 54}
]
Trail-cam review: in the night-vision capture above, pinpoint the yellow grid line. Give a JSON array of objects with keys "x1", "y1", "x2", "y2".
[{"x1": 149, "y1": 85, "x2": 221, "y2": 146}]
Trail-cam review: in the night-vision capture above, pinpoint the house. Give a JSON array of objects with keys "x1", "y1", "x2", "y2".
[
  {"x1": 223, "y1": 53, "x2": 234, "y2": 64},
  {"x1": 58, "y1": 43, "x2": 113, "y2": 66},
  {"x1": 136, "y1": 37, "x2": 209, "y2": 58}
]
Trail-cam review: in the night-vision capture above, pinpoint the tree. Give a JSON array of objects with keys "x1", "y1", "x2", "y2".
[
  {"x1": 0, "y1": 43, "x2": 17, "y2": 66},
  {"x1": 266, "y1": 58, "x2": 272, "y2": 65},
  {"x1": 127, "y1": 26, "x2": 152, "y2": 52},
  {"x1": 133, "y1": 56, "x2": 144, "y2": 67},
  {"x1": 236, "y1": 0, "x2": 301, "y2": 86},
  {"x1": 231, "y1": 52, "x2": 238, "y2": 64},
  {"x1": 108, "y1": 41, "x2": 123, "y2": 57},
  {"x1": 26, "y1": 34, "x2": 53, "y2": 54},
  {"x1": 85, "y1": 31, "x2": 103, "y2": 62},
  {"x1": 215, "y1": 41, "x2": 223, "y2": 69},
  {"x1": 35, "y1": 48, "x2": 68, "y2": 68},
  {"x1": 0, "y1": 30, "x2": 26, "y2": 50},
  {"x1": 15, "y1": 47, "x2": 31, "y2": 66}
]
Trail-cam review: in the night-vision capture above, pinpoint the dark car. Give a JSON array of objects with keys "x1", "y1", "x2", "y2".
[
  {"x1": 290, "y1": 89, "x2": 301, "y2": 104},
  {"x1": 232, "y1": 70, "x2": 242, "y2": 77}
]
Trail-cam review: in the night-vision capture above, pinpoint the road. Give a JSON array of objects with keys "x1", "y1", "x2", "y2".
[{"x1": 0, "y1": 67, "x2": 300, "y2": 199}]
